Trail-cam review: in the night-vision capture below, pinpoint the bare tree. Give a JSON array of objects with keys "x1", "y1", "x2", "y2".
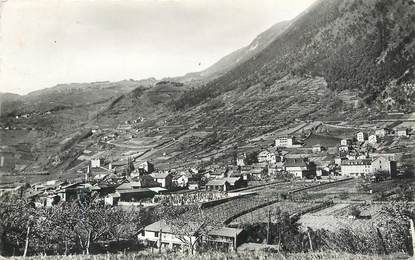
[{"x1": 163, "y1": 205, "x2": 222, "y2": 254}]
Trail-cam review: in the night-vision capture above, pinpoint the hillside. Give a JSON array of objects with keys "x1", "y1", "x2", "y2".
[
  {"x1": 0, "y1": 78, "x2": 157, "y2": 117},
  {"x1": 174, "y1": 20, "x2": 290, "y2": 83},
  {"x1": 174, "y1": 0, "x2": 415, "y2": 111},
  {"x1": 100, "y1": 81, "x2": 189, "y2": 126}
]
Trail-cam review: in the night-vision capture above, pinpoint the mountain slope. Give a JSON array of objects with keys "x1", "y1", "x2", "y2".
[
  {"x1": 172, "y1": 20, "x2": 290, "y2": 83},
  {"x1": 0, "y1": 78, "x2": 157, "y2": 117},
  {"x1": 198, "y1": 20, "x2": 291, "y2": 79},
  {"x1": 174, "y1": 0, "x2": 415, "y2": 111}
]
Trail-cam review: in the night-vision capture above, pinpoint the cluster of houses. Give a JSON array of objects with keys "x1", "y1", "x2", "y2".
[
  {"x1": 3, "y1": 123, "x2": 412, "y2": 208},
  {"x1": 233, "y1": 126, "x2": 410, "y2": 181}
]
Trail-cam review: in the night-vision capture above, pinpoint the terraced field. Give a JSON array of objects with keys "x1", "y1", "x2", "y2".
[
  {"x1": 200, "y1": 180, "x2": 346, "y2": 225},
  {"x1": 229, "y1": 201, "x2": 323, "y2": 225},
  {"x1": 201, "y1": 195, "x2": 276, "y2": 224}
]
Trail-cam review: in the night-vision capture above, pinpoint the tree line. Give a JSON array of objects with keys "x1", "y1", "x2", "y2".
[{"x1": 0, "y1": 196, "x2": 154, "y2": 256}]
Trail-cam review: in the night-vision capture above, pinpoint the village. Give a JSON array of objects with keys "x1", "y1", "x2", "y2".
[{"x1": 1, "y1": 114, "x2": 414, "y2": 253}]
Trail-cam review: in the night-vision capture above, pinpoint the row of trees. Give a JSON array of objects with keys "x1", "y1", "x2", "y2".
[{"x1": 0, "y1": 197, "x2": 153, "y2": 256}]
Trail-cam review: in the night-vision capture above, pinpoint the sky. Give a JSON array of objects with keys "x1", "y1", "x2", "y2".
[{"x1": 0, "y1": 0, "x2": 315, "y2": 95}]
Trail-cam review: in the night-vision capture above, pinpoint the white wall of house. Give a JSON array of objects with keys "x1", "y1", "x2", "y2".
[
  {"x1": 371, "y1": 158, "x2": 392, "y2": 175},
  {"x1": 156, "y1": 179, "x2": 166, "y2": 188},
  {"x1": 341, "y1": 164, "x2": 372, "y2": 177},
  {"x1": 286, "y1": 167, "x2": 306, "y2": 178},
  {"x1": 368, "y1": 135, "x2": 377, "y2": 144},
  {"x1": 357, "y1": 132, "x2": 366, "y2": 142},
  {"x1": 275, "y1": 137, "x2": 293, "y2": 147},
  {"x1": 375, "y1": 129, "x2": 386, "y2": 137},
  {"x1": 340, "y1": 139, "x2": 351, "y2": 146},
  {"x1": 397, "y1": 130, "x2": 408, "y2": 137},
  {"x1": 139, "y1": 230, "x2": 196, "y2": 247},
  {"x1": 91, "y1": 159, "x2": 103, "y2": 168}
]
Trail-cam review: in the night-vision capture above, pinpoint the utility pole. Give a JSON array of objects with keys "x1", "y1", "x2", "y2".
[
  {"x1": 410, "y1": 219, "x2": 415, "y2": 257},
  {"x1": 266, "y1": 209, "x2": 271, "y2": 244},
  {"x1": 158, "y1": 228, "x2": 163, "y2": 254},
  {"x1": 307, "y1": 228, "x2": 313, "y2": 252}
]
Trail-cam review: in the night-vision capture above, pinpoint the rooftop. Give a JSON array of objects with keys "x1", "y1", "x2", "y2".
[
  {"x1": 208, "y1": 227, "x2": 244, "y2": 237},
  {"x1": 285, "y1": 159, "x2": 307, "y2": 168},
  {"x1": 150, "y1": 172, "x2": 171, "y2": 179},
  {"x1": 116, "y1": 182, "x2": 142, "y2": 190},
  {"x1": 206, "y1": 179, "x2": 228, "y2": 186}
]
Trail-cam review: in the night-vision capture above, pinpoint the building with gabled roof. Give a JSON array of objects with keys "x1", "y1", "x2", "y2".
[
  {"x1": 340, "y1": 159, "x2": 373, "y2": 178},
  {"x1": 285, "y1": 158, "x2": 310, "y2": 178},
  {"x1": 150, "y1": 172, "x2": 173, "y2": 188},
  {"x1": 206, "y1": 179, "x2": 230, "y2": 192},
  {"x1": 138, "y1": 220, "x2": 244, "y2": 252}
]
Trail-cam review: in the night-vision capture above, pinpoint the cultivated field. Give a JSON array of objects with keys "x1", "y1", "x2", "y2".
[{"x1": 298, "y1": 203, "x2": 386, "y2": 232}]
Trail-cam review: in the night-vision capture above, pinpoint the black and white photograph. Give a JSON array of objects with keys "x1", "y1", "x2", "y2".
[{"x1": 1, "y1": 0, "x2": 415, "y2": 259}]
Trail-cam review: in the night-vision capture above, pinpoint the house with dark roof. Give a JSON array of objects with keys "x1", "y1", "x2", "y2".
[
  {"x1": 55, "y1": 182, "x2": 92, "y2": 202},
  {"x1": 117, "y1": 188, "x2": 155, "y2": 202},
  {"x1": 206, "y1": 179, "x2": 230, "y2": 192},
  {"x1": 150, "y1": 172, "x2": 173, "y2": 188},
  {"x1": 138, "y1": 220, "x2": 244, "y2": 252},
  {"x1": 205, "y1": 177, "x2": 245, "y2": 192},
  {"x1": 284, "y1": 158, "x2": 310, "y2": 178},
  {"x1": 135, "y1": 161, "x2": 155, "y2": 174}
]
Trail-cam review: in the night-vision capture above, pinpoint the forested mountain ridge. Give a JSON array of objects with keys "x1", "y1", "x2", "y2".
[{"x1": 173, "y1": 0, "x2": 415, "y2": 111}]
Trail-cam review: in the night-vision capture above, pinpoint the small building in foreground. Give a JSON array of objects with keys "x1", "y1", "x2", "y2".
[{"x1": 138, "y1": 220, "x2": 244, "y2": 252}]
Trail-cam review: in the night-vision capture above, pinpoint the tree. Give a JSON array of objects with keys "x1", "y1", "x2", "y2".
[
  {"x1": 245, "y1": 151, "x2": 259, "y2": 165},
  {"x1": 162, "y1": 205, "x2": 222, "y2": 254},
  {"x1": 349, "y1": 206, "x2": 361, "y2": 219},
  {"x1": 0, "y1": 196, "x2": 147, "y2": 256},
  {"x1": 0, "y1": 198, "x2": 36, "y2": 256}
]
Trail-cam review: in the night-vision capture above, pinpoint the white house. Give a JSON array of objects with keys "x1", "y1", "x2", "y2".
[
  {"x1": 104, "y1": 193, "x2": 120, "y2": 206},
  {"x1": 138, "y1": 220, "x2": 244, "y2": 252},
  {"x1": 257, "y1": 150, "x2": 277, "y2": 164},
  {"x1": 312, "y1": 144, "x2": 323, "y2": 153},
  {"x1": 368, "y1": 135, "x2": 378, "y2": 145},
  {"x1": 338, "y1": 145, "x2": 349, "y2": 153},
  {"x1": 236, "y1": 153, "x2": 247, "y2": 167},
  {"x1": 340, "y1": 139, "x2": 352, "y2": 146},
  {"x1": 150, "y1": 172, "x2": 173, "y2": 189},
  {"x1": 396, "y1": 128, "x2": 409, "y2": 137},
  {"x1": 137, "y1": 161, "x2": 155, "y2": 174},
  {"x1": 371, "y1": 157, "x2": 397, "y2": 178},
  {"x1": 340, "y1": 159, "x2": 372, "y2": 178},
  {"x1": 188, "y1": 182, "x2": 200, "y2": 190},
  {"x1": 275, "y1": 136, "x2": 294, "y2": 148},
  {"x1": 139, "y1": 220, "x2": 196, "y2": 250},
  {"x1": 285, "y1": 159, "x2": 309, "y2": 178},
  {"x1": 91, "y1": 158, "x2": 104, "y2": 168},
  {"x1": 340, "y1": 157, "x2": 396, "y2": 178},
  {"x1": 173, "y1": 174, "x2": 189, "y2": 188},
  {"x1": 375, "y1": 128, "x2": 388, "y2": 138},
  {"x1": 356, "y1": 132, "x2": 367, "y2": 143}
]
